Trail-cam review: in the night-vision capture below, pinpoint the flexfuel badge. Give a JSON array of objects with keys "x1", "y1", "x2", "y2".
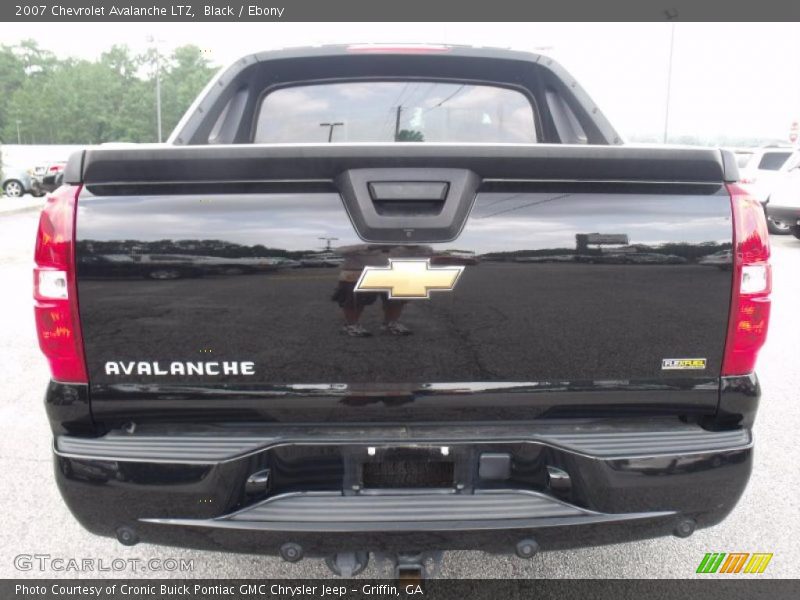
[{"x1": 661, "y1": 358, "x2": 707, "y2": 370}]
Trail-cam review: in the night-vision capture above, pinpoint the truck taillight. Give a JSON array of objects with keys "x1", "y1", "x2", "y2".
[
  {"x1": 722, "y1": 183, "x2": 771, "y2": 376},
  {"x1": 33, "y1": 184, "x2": 87, "y2": 384}
]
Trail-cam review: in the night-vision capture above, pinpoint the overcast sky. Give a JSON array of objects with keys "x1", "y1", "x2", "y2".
[{"x1": 5, "y1": 22, "x2": 800, "y2": 142}]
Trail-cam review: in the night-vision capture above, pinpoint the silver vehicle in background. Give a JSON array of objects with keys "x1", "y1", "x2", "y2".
[
  {"x1": 738, "y1": 146, "x2": 800, "y2": 234},
  {"x1": 766, "y1": 163, "x2": 800, "y2": 240},
  {"x1": 1, "y1": 167, "x2": 38, "y2": 198}
]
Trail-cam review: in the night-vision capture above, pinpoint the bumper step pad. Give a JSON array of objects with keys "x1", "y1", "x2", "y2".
[
  {"x1": 232, "y1": 491, "x2": 585, "y2": 522},
  {"x1": 142, "y1": 490, "x2": 673, "y2": 532}
]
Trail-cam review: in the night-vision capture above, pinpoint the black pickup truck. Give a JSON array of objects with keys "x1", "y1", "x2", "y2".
[{"x1": 34, "y1": 45, "x2": 772, "y2": 576}]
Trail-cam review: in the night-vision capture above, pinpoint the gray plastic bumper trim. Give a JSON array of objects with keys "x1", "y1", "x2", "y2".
[{"x1": 55, "y1": 426, "x2": 751, "y2": 464}]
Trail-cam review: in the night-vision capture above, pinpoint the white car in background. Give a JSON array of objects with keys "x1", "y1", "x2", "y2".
[
  {"x1": 738, "y1": 146, "x2": 800, "y2": 234},
  {"x1": 766, "y1": 165, "x2": 800, "y2": 240},
  {"x1": 731, "y1": 148, "x2": 755, "y2": 169}
]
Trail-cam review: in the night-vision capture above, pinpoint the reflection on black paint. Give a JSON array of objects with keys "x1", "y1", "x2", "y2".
[{"x1": 77, "y1": 235, "x2": 732, "y2": 280}]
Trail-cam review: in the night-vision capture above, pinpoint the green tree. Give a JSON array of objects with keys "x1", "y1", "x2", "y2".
[
  {"x1": 0, "y1": 47, "x2": 25, "y2": 141},
  {"x1": 0, "y1": 43, "x2": 216, "y2": 144},
  {"x1": 4, "y1": 52, "x2": 148, "y2": 144},
  {"x1": 396, "y1": 129, "x2": 425, "y2": 142},
  {"x1": 0, "y1": 39, "x2": 57, "y2": 142}
]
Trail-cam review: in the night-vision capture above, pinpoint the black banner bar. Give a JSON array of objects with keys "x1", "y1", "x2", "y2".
[
  {"x1": 3, "y1": 579, "x2": 800, "y2": 600},
  {"x1": 4, "y1": 0, "x2": 800, "y2": 22}
]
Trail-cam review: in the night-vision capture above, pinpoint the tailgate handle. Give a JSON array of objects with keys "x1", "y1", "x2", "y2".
[
  {"x1": 337, "y1": 168, "x2": 480, "y2": 243},
  {"x1": 368, "y1": 181, "x2": 449, "y2": 202}
]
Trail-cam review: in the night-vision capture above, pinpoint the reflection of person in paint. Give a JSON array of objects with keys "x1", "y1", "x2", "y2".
[{"x1": 331, "y1": 244, "x2": 432, "y2": 337}]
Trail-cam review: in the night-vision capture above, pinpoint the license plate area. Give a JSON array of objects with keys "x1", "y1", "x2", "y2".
[
  {"x1": 260, "y1": 442, "x2": 551, "y2": 500},
  {"x1": 361, "y1": 447, "x2": 455, "y2": 489}
]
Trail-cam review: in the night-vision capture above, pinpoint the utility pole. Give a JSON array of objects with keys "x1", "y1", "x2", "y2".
[
  {"x1": 318, "y1": 237, "x2": 339, "y2": 251},
  {"x1": 147, "y1": 35, "x2": 164, "y2": 143},
  {"x1": 16, "y1": 120, "x2": 21, "y2": 144},
  {"x1": 394, "y1": 106, "x2": 403, "y2": 141},
  {"x1": 155, "y1": 53, "x2": 162, "y2": 142},
  {"x1": 319, "y1": 122, "x2": 343, "y2": 142},
  {"x1": 663, "y1": 23, "x2": 676, "y2": 144}
]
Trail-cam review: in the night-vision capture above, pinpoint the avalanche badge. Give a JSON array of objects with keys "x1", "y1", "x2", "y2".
[{"x1": 354, "y1": 259, "x2": 465, "y2": 299}]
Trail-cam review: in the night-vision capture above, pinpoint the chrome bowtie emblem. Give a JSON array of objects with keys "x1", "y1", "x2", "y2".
[{"x1": 354, "y1": 259, "x2": 465, "y2": 299}]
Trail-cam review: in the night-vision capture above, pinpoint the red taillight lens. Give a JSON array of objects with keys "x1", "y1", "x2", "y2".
[
  {"x1": 722, "y1": 183, "x2": 771, "y2": 376},
  {"x1": 33, "y1": 184, "x2": 87, "y2": 383}
]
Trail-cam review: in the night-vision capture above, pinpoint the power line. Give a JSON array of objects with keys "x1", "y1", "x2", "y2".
[
  {"x1": 390, "y1": 82, "x2": 411, "y2": 110},
  {"x1": 407, "y1": 82, "x2": 439, "y2": 112},
  {"x1": 423, "y1": 84, "x2": 466, "y2": 115}
]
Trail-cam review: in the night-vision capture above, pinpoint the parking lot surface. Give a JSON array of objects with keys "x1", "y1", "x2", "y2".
[
  {"x1": 0, "y1": 193, "x2": 45, "y2": 215},
  {"x1": 0, "y1": 210, "x2": 797, "y2": 579}
]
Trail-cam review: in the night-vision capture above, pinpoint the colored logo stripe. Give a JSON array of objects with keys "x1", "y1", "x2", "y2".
[
  {"x1": 720, "y1": 553, "x2": 749, "y2": 573},
  {"x1": 697, "y1": 552, "x2": 773, "y2": 574},
  {"x1": 697, "y1": 553, "x2": 726, "y2": 573},
  {"x1": 744, "y1": 553, "x2": 773, "y2": 574}
]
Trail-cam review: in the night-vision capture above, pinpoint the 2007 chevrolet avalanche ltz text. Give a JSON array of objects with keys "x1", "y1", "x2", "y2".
[{"x1": 34, "y1": 45, "x2": 771, "y2": 577}]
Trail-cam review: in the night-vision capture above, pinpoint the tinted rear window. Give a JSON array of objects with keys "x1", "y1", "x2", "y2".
[
  {"x1": 757, "y1": 152, "x2": 792, "y2": 170},
  {"x1": 254, "y1": 81, "x2": 537, "y2": 143}
]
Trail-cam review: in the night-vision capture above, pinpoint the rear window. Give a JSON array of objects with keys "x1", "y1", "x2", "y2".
[
  {"x1": 254, "y1": 81, "x2": 537, "y2": 143},
  {"x1": 757, "y1": 152, "x2": 792, "y2": 170}
]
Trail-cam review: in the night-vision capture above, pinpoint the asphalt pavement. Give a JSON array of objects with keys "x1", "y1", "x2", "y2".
[{"x1": 0, "y1": 209, "x2": 797, "y2": 579}]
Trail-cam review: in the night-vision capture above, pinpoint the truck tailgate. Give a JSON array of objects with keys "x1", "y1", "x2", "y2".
[{"x1": 71, "y1": 144, "x2": 734, "y2": 423}]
